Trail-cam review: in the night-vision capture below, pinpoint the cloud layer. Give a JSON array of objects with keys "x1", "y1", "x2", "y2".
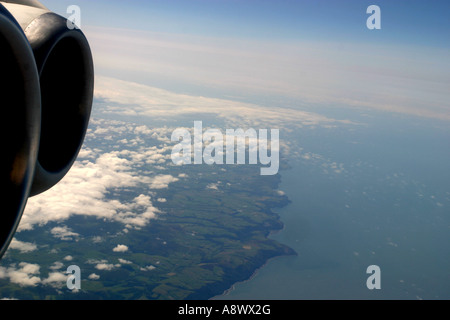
[
  {"x1": 94, "y1": 76, "x2": 352, "y2": 129},
  {"x1": 19, "y1": 119, "x2": 179, "y2": 233},
  {"x1": 88, "y1": 27, "x2": 450, "y2": 121},
  {"x1": 0, "y1": 262, "x2": 66, "y2": 288}
]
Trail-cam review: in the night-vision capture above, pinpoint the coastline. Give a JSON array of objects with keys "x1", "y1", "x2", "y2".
[
  {"x1": 210, "y1": 164, "x2": 297, "y2": 300},
  {"x1": 188, "y1": 203, "x2": 296, "y2": 300},
  {"x1": 211, "y1": 252, "x2": 295, "y2": 300},
  {"x1": 0, "y1": 139, "x2": 298, "y2": 300}
]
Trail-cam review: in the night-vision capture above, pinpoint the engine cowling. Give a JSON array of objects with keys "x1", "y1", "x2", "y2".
[{"x1": 0, "y1": 0, "x2": 94, "y2": 258}]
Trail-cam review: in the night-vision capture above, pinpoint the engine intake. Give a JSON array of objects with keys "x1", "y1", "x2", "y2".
[{"x1": 0, "y1": 0, "x2": 94, "y2": 258}]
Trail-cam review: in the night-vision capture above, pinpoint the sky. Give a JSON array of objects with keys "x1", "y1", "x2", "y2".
[
  {"x1": 45, "y1": 0, "x2": 450, "y2": 47},
  {"x1": 38, "y1": 0, "x2": 450, "y2": 121}
]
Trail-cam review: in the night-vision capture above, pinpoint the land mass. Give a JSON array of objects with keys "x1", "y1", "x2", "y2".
[{"x1": 0, "y1": 118, "x2": 295, "y2": 300}]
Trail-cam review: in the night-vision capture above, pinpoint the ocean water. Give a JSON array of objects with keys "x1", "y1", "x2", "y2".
[{"x1": 215, "y1": 110, "x2": 450, "y2": 300}]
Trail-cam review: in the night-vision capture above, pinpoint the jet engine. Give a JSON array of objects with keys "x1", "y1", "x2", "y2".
[{"x1": 0, "y1": 0, "x2": 94, "y2": 258}]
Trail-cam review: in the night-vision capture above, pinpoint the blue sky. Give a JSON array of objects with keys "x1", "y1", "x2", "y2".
[
  {"x1": 45, "y1": 0, "x2": 450, "y2": 47},
  {"x1": 42, "y1": 0, "x2": 450, "y2": 120}
]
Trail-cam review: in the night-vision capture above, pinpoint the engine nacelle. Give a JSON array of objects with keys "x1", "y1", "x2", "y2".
[{"x1": 0, "y1": 0, "x2": 94, "y2": 258}]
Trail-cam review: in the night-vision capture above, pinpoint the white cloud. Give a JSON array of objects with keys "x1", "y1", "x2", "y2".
[
  {"x1": 206, "y1": 183, "x2": 219, "y2": 191},
  {"x1": 95, "y1": 263, "x2": 118, "y2": 271},
  {"x1": 0, "y1": 263, "x2": 41, "y2": 287},
  {"x1": 149, "y1": 175, "x2": 179, "y2": 189},
  {"x1": 92, "y1": 236, "x2": 103, "y2": 243},
  {"x1": 0, "y1": 262, "x2": 70, "y2": 289},
  {"x1": 41, "y1": 272, "x2": 67, "y2": 288},
  {"x1": 50, "y1": 226, "x2": 80, "y2": 241},
  {"x1": 95, "y1": 76, "x2": 349, "y2": 128},
  {"x1": 112, "y1": 244, "x2": 129, "y2": 253},
  {"x1": 20, "y1": 146, "x2": 165, "y2": 231},
  {"x1": 88, "y1": 273, "x2": 100, "y2": 280},
  {"x1": 87, "y1": 259, "x2": 122, "y2": 271},
  {"x1": 87, "y1": 259, "x2": 106, "y2": 264},
  {"x1": 49, "y1": 262, "x2": 64, "y2": 270},
  {"x1": 16, "y1": 120, "x2": 179, "y2": 234},
  {"x1": 140, "y1": 265, "x2": 156, "y2": 271},
  {"x1": 118, "y1": 259, "x2": 132, "y2": 264},
  {"x1": 63, "y1": 256, "x2": 73, "y2": 261},
  {"x1": 8, "y1": 239, "x2": 37, "y2": 253}
]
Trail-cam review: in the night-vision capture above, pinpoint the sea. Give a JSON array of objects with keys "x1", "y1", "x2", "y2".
[{"x1": 215, "y1": 107, "x2": 450, "y2": 300}]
